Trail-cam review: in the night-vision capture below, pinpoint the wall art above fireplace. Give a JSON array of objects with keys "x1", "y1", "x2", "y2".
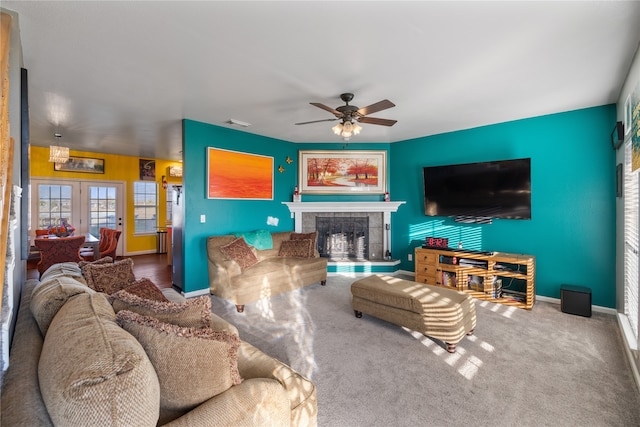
[{"x1": 298, "y1": 150, "x2": 386, "y2": 194}]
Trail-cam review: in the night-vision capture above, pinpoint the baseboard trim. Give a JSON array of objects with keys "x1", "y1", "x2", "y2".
[
  {"x1": 181, "y1": 288, "x2": 210, "y2": 298},
  {"x1": 535, "y1": 295, "x2": 616, "y2": 315},
  {"x1": 124, "y1": 249, "x2": 158, "y2": 256}
]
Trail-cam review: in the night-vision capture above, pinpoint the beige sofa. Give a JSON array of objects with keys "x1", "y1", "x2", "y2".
[
  {"x1": 207, "y1": 231, "x2": 328, "y2": 312},
  {"x1": 1, "y1": 262, "x2": 317, "y2": 426}
]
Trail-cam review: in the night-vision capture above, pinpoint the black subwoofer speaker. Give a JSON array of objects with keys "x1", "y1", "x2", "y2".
[{"x1": 560, "y1": 285, "x2": 592, "y2": 317}]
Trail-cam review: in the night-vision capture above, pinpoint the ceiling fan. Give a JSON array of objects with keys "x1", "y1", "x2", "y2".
[{"x1": 295, "y1": 93, "x2": 397, "y2": 140}]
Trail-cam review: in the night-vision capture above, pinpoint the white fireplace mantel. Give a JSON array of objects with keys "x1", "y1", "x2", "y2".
[
  {"x1": 282, "y1": 201, "x2": 406, "y2": 260},
  {"x1": 282, "y1": 201, "x2": 405, "y2": 215}
]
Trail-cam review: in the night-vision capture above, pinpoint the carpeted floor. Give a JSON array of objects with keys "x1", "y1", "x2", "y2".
[{"x1": 209, "y1": 275, "x2": 640, "y2": 427}]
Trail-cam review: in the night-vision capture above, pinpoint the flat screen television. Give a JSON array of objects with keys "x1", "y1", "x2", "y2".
[{"x1": 423, "y1": 158, "x2": 531, "y2": 220}]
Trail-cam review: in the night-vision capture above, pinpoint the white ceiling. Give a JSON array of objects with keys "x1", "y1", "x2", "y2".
[{"x1": 3, "y1": 1, "x2": 640, "y2": 161}]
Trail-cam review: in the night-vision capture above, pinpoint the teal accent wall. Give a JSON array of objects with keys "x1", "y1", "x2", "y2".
[
  {"x1": 182, "y1": 119, "x2": 298, "y2": 293},
  {"x1": 390, "y1": 106, "x2": 617, "y2": 307}
]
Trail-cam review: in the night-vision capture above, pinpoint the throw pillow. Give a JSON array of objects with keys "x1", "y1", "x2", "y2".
[
  {"x1": 77, "y1": 256, "x2": 114, "y2": 269},
  {"x1": 81, "y1": 258, "x2": 136, "y2": 294},
  {"x1": 219, "y1": 237, "x2": 259, "y2": 270},
  {"x1": 39, "y1": 293, "x2": 160, "y2": 426},
  {"x1": 39, "y1": 262, "x2": 87, "y2": 285},
  {"x1": 291, "y1": 231, "x2": 318, "y2": 256},
  {"x1": 123, "y1": 278, "x2": 169, "y2": 302},
  {"x1": 234, "y1": 229, "x2": 273, "y2": 250},
  {"x1": 291, "y1": 231, "x2": 318, "y2": 245},
  {"x1": 30, "y1": 276, "x2": 96, "y2": 336},
  {"x1": 110, "y1": 292, "x2": 211, "y2": 328},
  {"x1": 278, "y1": 239, "x2": 314, "y2": 258},
  {"x1": 116, "y1": 310, "x2": 242, "y2": 411}
]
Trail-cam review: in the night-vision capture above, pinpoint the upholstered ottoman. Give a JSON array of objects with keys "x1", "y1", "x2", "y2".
[{"x1": 351, "y1": 275, "x2": 476, "y2": 353}]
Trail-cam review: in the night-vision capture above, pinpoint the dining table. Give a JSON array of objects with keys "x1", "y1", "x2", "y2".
[{"x1": 81, "y1": 232, "x2": 100, "y2": 260}]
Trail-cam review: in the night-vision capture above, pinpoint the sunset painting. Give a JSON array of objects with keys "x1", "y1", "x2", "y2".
[
  {"x1": 207, "y1": 147, "x2": 273, "y2": 199},
  {"x1": 299, "y1": 150, "x2": 387, "y2": 194}
]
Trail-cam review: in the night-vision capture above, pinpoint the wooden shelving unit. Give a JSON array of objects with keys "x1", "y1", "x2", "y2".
[{"x1": 415, "y1": 247, "x2": 535, "y2": 310}]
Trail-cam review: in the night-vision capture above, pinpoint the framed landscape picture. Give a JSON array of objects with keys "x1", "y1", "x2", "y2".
[
  {"x1": 207, "y1": 147, "x2": 274, "y2": 200},
  {"x1": 299, "y1": 150, "x2": 387, "y2": 194},
  {"x1": 54, "y1": 156, "x2": 104, "y2": 174}
]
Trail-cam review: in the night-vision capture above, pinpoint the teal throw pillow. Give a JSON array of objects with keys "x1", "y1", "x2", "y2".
[{"x1": 234, "y1": 229, "x2": 273, "y2": 250}]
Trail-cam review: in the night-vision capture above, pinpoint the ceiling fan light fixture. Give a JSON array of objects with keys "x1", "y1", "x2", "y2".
[{"x1": 331, "y1": 120, "x2": 360, "y2": 141}]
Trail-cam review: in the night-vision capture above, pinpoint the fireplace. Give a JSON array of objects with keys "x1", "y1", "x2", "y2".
[
  {"x1": 283, "y1": 201, "x2": 405, "y2": 263},
  {"x1": 316, "y1": 217, "x2": 369, "y2": 260}
]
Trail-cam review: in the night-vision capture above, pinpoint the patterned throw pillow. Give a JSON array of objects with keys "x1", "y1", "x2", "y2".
[
  {"x1": 291, "y1": 231, "x2": 318, "y2": 256},
  {"x1": 116, "y1": 310, "x2": 242, "y2": 411},
  {"x1": 81, "y1": 257, "x2": 136, "y2": 294},
  {"x1": 124, "y1": 278, "x2": 169, "y2": 302},
  {"x1": 78, "y1": 256, "x2": 114, "y2": 269},
  {"x1": 278, "y1": 239, "x2": 313, "y2": 258},
  {"x1": 110, "y1": 292, "x2": 211, "y2": 328},
  {"x1": 219, "y1": 237, "x2": 259, "y2": 270}
]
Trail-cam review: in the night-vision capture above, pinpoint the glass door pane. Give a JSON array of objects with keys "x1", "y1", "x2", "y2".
[
  {"x1": 87, "y1": 185, "x2": 117, "y2": 237},
  {"x1": 81, "y1": 182, "x2": 124, "y2": 257},
  {"x1": 35, "y1": 183, "x2": 75, "y2": 230}
]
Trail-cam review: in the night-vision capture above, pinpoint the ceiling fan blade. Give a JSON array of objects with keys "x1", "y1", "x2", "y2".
[
  {"x1": 310, "y1": 102, "x2": 341, "y2": 116},
  {"x1": 295, "y1": 118, "x2": 339, "y2": 125},
  {"x1": 357, "y1": 99, "x2": 395, "y2": 116},
  {"x1": 357, "y1": 116, "x2": 397, "y2": 127}
]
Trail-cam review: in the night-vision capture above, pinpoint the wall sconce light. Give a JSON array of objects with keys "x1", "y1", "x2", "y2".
[{"x1": 162, "y1": 175, "x2": 168, "y2": 190}]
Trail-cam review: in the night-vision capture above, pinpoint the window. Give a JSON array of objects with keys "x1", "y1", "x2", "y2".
[
  {"x1": 134, "y1": 181, "x2": 157, "y2": 233},
  {"x1": 37, "y1": 184, "x2": 73, "y2": 229},
  {"x1": 624, "y1": 141, "x2": 639, "y2": 341}
]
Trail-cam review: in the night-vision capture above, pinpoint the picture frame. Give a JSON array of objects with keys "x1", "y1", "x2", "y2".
[
  {"x1": 54, "y1": 156, "x2": 105, "y2": 174},
  {"x1": 206, "y1": 147, "x2": 274, "y2": 200},
  {"x1": 298, "y1": 150, "x2": 387, "y2": 194},
  {"x1": 139, "y1": 159, "x2": 156, "y2": 181}
]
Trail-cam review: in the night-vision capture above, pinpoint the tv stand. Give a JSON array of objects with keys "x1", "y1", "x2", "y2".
[{"x1": 415, "y1": 247, "x2": 535, "y2": 310}]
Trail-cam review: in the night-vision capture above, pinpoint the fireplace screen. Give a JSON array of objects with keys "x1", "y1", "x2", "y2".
[{"x1": 316, "y1": 217, "x2": 369, "y2": 260}]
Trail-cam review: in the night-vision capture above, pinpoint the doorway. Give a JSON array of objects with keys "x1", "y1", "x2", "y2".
[{"x1": 31, "y1": 178, "x2": 125, "y2": 257}]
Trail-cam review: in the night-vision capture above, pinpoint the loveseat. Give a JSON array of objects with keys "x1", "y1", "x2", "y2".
[
  {"x1": 207, "y1": 231, "x2": 328, "y2": 312},
  {"x1": 1, "y1": 261, "x2": 317, "y2": 426}
]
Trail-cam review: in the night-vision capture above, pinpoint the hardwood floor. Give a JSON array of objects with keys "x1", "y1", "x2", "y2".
[
  {"x1": 130, "y1": 254, "x2": 173, "y2": 289},
  {"x1": 27, "y1": 253, "x2": 173, "y2": 289}
]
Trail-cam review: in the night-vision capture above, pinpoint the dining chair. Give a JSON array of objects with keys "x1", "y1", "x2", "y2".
[
  {"x1": 35, "y1": 235, "x2": 86, "y2": 277},
  {"x1": 80, "y1": 228, "x2": 121, "y2": 261},
  {"x1": 80, "y1": 227, "x2": 111, "y2": 261},
  {"x1": 100, "y1": 229, "x2": 122, "y2": 260}
]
